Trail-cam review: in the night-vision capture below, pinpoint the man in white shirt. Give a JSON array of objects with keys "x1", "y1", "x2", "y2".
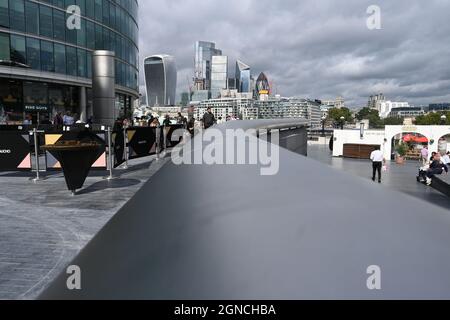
[
  {"x1": 443, "y1": 152, "x2": 450, "y2": 166},
  {"x1": 370, "y1": 146, "x2": 385, "y2": 183}
]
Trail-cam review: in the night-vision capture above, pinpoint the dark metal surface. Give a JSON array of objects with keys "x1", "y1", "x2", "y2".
[
  {"x1": 40, "y1": 119, "x2": 450, "y2": 300},
  {"x1": 92, "y1": 51, "x2": 116, "y2": 126}
]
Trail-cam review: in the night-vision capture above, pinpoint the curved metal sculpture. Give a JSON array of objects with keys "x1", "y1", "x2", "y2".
[{"x1": 40, "y1": 119, "x2": 450, "y2": 300}]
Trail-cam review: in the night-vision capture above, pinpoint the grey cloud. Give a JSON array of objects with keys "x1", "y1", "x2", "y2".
[{"x1": 137, "y1": 0, "x2": 450, "y2": 107}]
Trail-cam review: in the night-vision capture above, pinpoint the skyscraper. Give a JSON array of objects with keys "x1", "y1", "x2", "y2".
[
  {"x1": 144, "y1": 55, "x2": 177, "y2": 107},
  {"x1": 0, "y1": 0, "x2": 139, "y2": 123},
  {"x1": 210, "y1": 55, "x2": 228, "y2": 99},
  {"x1": 235, "y1": 60, "x2": 251, "y2": 93},
  {"x1": 255, "y1": 72, "x2": 270, "y2": 100},
  {"x1": 194, "y1": 41, "x2": 222, "y2": 91}
]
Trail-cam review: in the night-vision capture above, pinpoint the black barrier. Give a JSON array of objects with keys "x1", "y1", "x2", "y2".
[
  {"x1": 0, "y1": 131, "x2": 32, "y2": 171},
  {"x1": 113, "y1": 129, "x2": 126, "y2": 168},
  {"x1": 165, "y1": 124, "x2": 184, "y2": 148},
  {"x1": 42, "y1": 142, "x2": 102, "y2": 194},
  {"x1": 126, "y1": 127, "x2": 158, "y2": 160},
  {"x1": 44, "y1": 128, "x2": 107, "y2": 170}
]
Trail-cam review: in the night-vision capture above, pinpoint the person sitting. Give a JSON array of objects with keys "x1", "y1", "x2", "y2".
[{"x1": 425, "y1": 153, "x2": 448, "y2": 186}]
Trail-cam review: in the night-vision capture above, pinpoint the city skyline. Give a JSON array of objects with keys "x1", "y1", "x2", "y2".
[{"x1": 138, "y1": 0, "x2": 450, "y2": 107}]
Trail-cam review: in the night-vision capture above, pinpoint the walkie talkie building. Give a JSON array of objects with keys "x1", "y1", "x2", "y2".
[{"x1": 144, "y1": 55, "x2": 177, "y2": 107}]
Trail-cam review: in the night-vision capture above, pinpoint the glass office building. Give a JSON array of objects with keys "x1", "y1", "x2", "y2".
[
  {"x1": 194, "y1": 41, "x2": 222, "y2": 91},
  {"x1": 144, "y1": 55, "x2": 177, "y2": 107},
  {"x1": 210, "y1": 55, "x2": 228, "y2": 99},
  {"x1": 235, "y1": 60, "x2": 251, "y2": 93},
  {"x1": 0, "y1": 0, "x2": 139, "y2": 124}
]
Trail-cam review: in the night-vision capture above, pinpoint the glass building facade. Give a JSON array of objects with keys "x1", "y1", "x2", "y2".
[
  {"x1": 210, "y1": 55, "x2": 228, "y2": 99},
  {"x1": 0, "y1": 0, "x2": 139, "y2": 124},
  {"x1": 144, "y1": 55, "x2": 177, "y2": 107},
  {"x1": 235, "y1": 60, "x2": 251, "y2": 93},
  {"x1": 194, "y1": 41, "x2": 222, "y2": 91}
]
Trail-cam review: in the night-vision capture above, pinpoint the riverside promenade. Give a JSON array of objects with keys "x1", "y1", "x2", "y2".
[
  {"x1": 308, "y1": 144, "x2": 450, "y2": 210},
  {"x1": 0, "y1": 155, "x2": 169, "y2": 299}
]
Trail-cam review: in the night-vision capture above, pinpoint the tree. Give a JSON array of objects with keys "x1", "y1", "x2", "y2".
[
  {"x1": 328, "y1": 107, "x2": 353, "y2": 127},
  {"x1": 415, "y1": 112, "x2": 450, "y2": 125},
  {"x1": 383, "y1": 117, "x2": 404, "y2": 126},
  {"x1": 355, "y1": 107, "x2": 383, "y2": 128}
]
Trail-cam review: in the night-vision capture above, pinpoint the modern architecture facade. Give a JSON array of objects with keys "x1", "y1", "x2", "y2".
[
  {"x1": 194, "y1": 41, "x2": 222, "y2": 91},
  {"x1": 194, "y1": 95, "x2": 322, "y2": 128},
  {"x1": 0, "y1": 0, "x2": 139, "y2": 124},
  {"x1": 255, "y1": 72, "x2": 270, "y2": 101},
  {"x1": 390, "y1": 106, "x2": 425, "y2": 118},
  {"x1": 144, "y1": 55, "x2": 177, "y2": 107},
  {"x1": 429, "y1": 103, "x2": 450, "y2": 112},
  {"x1": 235, "y1": 60, "x2": 251, "y2": 93},
  {"x1": 378, "y1": 101, "x2": 410, "y2": 118},
  {"x1": 210, "y1": 55, "x2": 228, "y2": 99}
]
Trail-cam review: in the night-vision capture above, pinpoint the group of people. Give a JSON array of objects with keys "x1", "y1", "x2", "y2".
[
  {"x1": 52, "y1": 111, "x2": 90, "y2": 126},
  {"x1": 418, "y1": 147, "x2": 449, "y2": 186},
  {"x1": 201, "y1": 107, "x2": 237, "y2": 130},
  {"x1": 371, "y1": 145, "x2": 450, "y2": 186}
]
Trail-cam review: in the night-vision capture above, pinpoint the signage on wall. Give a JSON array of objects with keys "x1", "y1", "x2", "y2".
[{"x1": 24, "y1": 105, "x2": 51, "y2": 113}]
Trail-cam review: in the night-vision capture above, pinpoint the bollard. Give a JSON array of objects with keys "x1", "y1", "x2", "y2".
[
  {"x1": 104, "y1": 127, "x2": 115, "y2": 180},
  {"x1": 156, "y1": 125, "x2": 161, "y2": 161},
  {"x1": 163, "y1": 125, "x2": 168, "y2": 151},
  {"x1": 31, "y1": 128, "x2": 45, "y2": 182},
  {"x1": 121, "y1": 127, "x2": 129, "y2": 169}
]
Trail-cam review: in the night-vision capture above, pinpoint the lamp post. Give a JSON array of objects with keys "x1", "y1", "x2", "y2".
[
  {"x1": 321, "y1": 116, "x2": 327, "y2": 137},
  {"x1": 441, "y1": 114, "x2": 447, "y2": 125},
  {"x1": 340, "y1": 116, "x2": 345, "y2": 130}
]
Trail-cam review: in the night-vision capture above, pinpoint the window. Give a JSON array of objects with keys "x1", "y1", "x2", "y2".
[
  {"x1": 102, "y1": 0, "x2": 109, "y2": 26},
  {"x1": 95, "y1": 23, "x2": 103, "y2": 49},
  {"x1": 85, "y1": 0, "x2": 94, "y2": 19},
  {"x1": 25, "y1": 1, "x2": 38, "y2": 35},
  {"x1": 65, "y1": 12, "x2": 77, "y2": 44},
  {"x1": 26, "y1": 37, "x2": 41, "y2": 69},
  {"x1": 0, "y1": 32, "x2": 10, "y2": 61},
  {"x1": 52, "y1": 0, "x2": 64, "y2": 9},
  {"x1": 77, "y1": 48, "x2": 86, "y2": 77},
  {"x1": 40, "y1": 40, "x2": 54, "y2": 72},
  {"x1": 9, "y1": 0, "x2": 25, "y2": 32},
  {"x1": 86, "y1": 51, "x2": 92, "y2": 78},
  {"x1": 0, "y1": 0, "x2": 9, "y2": 28},
  {"x1": 39, "y1": 5, "x2": 53, "y2": 38},
  {"x1": 76, "y1": 18, "x2": 86, "y2": 47},
  {"x1": 53, "y1": 9, "x2": 65, "y2": 41},
  {"x1": 10, "y1": 35, "x2": 26, "y2": 64},
  {"x1": 66, "y1": 46, "x2": 77, "y2": 76},
  {"x1": 94, "y1": 0, "x2": 102, "y2": 23},
  {"x1": 75, "y1": 0, "x2": 85, "y2": 15},
  {"x1": 54, "y1": 43, "x2": 66, "y2": 74},
  {"x1": 86, "y1": 20, "x2": 95, "y2": 49}
]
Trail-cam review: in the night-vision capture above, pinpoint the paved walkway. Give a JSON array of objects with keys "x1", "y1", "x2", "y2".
[
  {"x1": 308, "y1": 144, "x2": 450, "y2": 210},
  {"x1": 0, "y1": 155, "x2": 169, "y2": 300}
]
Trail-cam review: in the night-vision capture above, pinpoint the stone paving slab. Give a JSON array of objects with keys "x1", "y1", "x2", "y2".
[{"x1": 0, "y1": 155, "x2": 169, "y2": 300}]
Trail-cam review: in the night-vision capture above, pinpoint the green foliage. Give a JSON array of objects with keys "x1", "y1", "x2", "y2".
[
  {"x1": 415, "y1": 111, "x2": 450, "y2": 125},
  {"x1": 383, "y1": 117, "x2": 404, "y2": 126},
  {"x1": 327, "y1": 107, "x2": 353, "y2": 125},
  {"x1": 395, "y1": 143, "x2": 409, "y2": 157},
  {"x1": 355, "y1": 107, "x2": 404, "y2": 128}
]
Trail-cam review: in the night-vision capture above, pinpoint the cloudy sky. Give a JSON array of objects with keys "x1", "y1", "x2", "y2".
[{"x1": 138, "y1": 0, "x2": 450, "y2": 108}]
